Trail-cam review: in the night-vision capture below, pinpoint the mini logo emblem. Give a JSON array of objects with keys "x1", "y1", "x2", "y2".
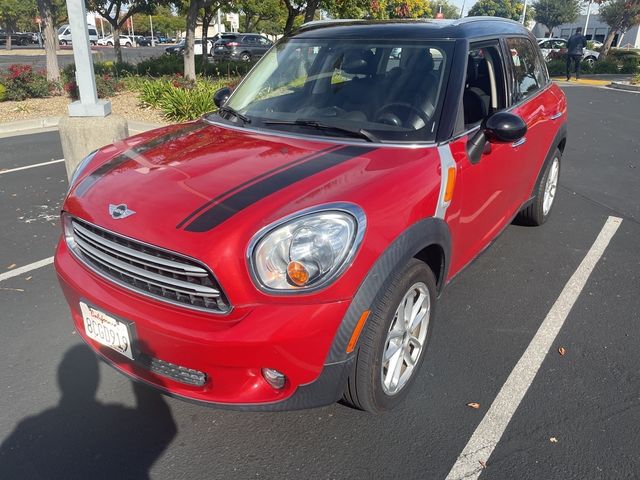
[{"x1": 109, "y1": 204, "x2": 135, "y2": 219}]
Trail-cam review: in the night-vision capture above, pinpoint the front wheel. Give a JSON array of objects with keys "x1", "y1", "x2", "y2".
[
  {"x1": 343, "y1": 259, "x2": 437, "y2": 413},
  {"x1": 583, "y1": 56, "x2": 596, "y2": 68},
  {"x1": 239, "y1": 52, "x2": 251, "y2": 62},
  {"x1": 516, "y1": 148, "x2": 561, "y2": 226}
]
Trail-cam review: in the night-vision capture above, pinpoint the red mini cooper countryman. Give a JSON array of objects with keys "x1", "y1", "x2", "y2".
[{"x1": 56, "y1": 18, "x2": 567, "y2": 413}]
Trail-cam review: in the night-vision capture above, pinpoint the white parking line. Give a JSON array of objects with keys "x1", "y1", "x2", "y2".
[
  {"x1": 0, "y1": 257, "x2": 54, "y2": 282},
  {"x1": 446, "y1": 215, "x2": 622, "y2": 480},
  {"x1": 0, "y1": 159, "x2": 64, "y2": 175}
]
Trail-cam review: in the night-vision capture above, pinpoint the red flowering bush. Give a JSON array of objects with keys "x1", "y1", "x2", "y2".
[
  {"x1": 0, "y1": 64, "x2": 54, "y2": 101},
  {"x1": 63, "y1": 73, "x2": 124, "y2": 100}
]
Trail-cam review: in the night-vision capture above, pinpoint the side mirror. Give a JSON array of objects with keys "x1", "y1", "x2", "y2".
[
  {"x1": 213, "y1": 87, "x2": 231, "y2": 108},
  {"x1": 482, "y1": 111, "x2": 527, "y2": 143}
]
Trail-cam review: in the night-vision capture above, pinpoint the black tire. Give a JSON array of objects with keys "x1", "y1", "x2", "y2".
[
  {"x1": 240, "y1": 52, "x2": 251, "y2": 62},
  {"x1": 516, "y1": 148, "x2": 561, "y2": 226},
  {"x1": 342, "y1": 259, "x2": 437, "y2": 413}
]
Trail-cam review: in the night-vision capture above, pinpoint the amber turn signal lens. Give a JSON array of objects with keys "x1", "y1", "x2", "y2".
[
  {"x1": 444, "y1": 166, "x2": 456, "y2": 203},
  {"x1": 287, "y1": 261, "x2": 310, "y2": 286}
]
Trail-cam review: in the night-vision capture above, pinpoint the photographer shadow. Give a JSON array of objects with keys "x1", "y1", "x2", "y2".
[{"x1": 0, "y1": 344, "x2": 177, "y2": 480}]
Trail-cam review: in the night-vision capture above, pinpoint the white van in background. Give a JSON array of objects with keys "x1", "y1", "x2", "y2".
[{"x1": 57, "y1": 24, "x2": 99, "y2": 45}]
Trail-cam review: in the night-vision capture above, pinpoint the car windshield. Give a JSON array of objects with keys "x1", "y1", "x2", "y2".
[{"x1": 218, "y1": 38, "x2": 452, "y2": 143}]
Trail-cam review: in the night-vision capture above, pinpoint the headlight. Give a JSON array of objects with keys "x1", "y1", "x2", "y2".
[
  {"x1": 68, "y1": 150, "x2": 98, "y2": 193},
  {"x1": 249, "y1": 204, "x2": 366, "y2": 291}
]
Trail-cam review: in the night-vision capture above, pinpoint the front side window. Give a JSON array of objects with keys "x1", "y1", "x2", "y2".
[
  {"x1": 219, "y1": 38, "x2": 452, "y2": 143},
  {"x1": 506, "y1": 37, "x2": 544, "y2": 102}
]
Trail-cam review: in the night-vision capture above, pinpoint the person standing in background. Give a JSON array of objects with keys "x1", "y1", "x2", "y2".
[{"x1": 566, "y1": 27, "x2": 587, "y2": 81}]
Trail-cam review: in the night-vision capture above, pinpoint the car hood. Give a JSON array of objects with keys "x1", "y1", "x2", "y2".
[{"x1": 65, "y1": 120, "x2": 379, "y2": 239}]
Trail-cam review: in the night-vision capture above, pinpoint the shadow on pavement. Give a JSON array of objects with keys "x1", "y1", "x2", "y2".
[{"x1": 0, "y1": 344, "x2": 177, "y2": 479}]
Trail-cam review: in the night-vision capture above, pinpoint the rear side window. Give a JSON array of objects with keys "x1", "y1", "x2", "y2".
[
  {"x1": 89, "y1": 29, "x2": 97, "y2": 36},
  {"x1": 505, "y1": 37, "x2": 546, "y2": 102}
]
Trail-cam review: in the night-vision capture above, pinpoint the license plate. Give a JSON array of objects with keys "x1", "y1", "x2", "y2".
[{"x1": 80, "y1": 302, "x2": 134, "y2": 360}]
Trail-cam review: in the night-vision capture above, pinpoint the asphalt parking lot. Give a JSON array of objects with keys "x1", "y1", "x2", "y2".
[
  {"x1": 0, "y1": 45, "x2": 171, "y2": 69},
  {"x1": 0, "y1": 85, "x2": 639, "y2": 479}
]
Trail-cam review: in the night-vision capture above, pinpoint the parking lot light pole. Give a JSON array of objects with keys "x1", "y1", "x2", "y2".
[
  {"x1": 66, "y1": 0, "x2": 110, "y2": 117},
  {"x1": 59, "y1": 0, "x2": 128, "y2": 181}
]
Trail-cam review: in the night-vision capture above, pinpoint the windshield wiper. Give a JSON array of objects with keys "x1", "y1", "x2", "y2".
[
  {"x1": 263, "y1": 119, "x2": 379, "y2": 143},
  {"x1": 217, "y1": 106, "x2": 251, "y2": 125}
]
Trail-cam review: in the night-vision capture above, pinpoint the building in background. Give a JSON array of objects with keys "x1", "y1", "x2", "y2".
[{"x1": 532, "y1": 14, "x2": 640, "y2": 48}]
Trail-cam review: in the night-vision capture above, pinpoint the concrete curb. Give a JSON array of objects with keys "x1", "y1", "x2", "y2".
[
  {"x1": 609, "y1": 82, "x2": 640, "y2": 92},
  {"x1": 0, "y1": 117, "x2": 62, "y2": 135},
  {"x1": 0, "y1": 117, "x2": 163, "y2": 137}
]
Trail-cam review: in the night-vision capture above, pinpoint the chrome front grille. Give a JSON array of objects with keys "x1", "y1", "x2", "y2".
[{"x1": 68, "y1": 217, "x2": 230, "y2": 312}]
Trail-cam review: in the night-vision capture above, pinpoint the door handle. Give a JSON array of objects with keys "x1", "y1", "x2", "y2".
[
  {"x1": 550, "y1": 111, "x2": 563, "y2": 120},
  {"x1": 511, "y1": 137, "x2": 526, "y2": 148}
]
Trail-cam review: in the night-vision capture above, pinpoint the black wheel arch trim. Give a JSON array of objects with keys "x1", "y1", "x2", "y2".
[
  {"x1": 325, "y1": 217, "x2": 451, "y2": 364},
  {"x1": 531, "y1": 122, "x2": 567, "y2": 198}
]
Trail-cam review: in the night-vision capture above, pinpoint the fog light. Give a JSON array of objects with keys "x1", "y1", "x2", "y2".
[{"x1": 262, "y1": 368, "x2": 286, "y2": 389}]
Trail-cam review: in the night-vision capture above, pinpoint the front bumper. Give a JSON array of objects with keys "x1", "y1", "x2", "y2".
[{"x1": 55, "y1": 239, "x2": 353, "y2": 410}]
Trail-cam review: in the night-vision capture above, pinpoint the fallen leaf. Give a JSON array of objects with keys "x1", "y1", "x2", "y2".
[
  {"x1": 0, "y1": 287, "x2": 24, "y2": 292},
  {"x1": 558, "y1": 347, "x2": 566, "y2": 356},
  {"x1": 549, "y1": 437, "x2": 558, "y2": 443},
  {"x1": 479, "y1": 460, "x2": 487, "y2": 469},
  {"x1": 7, "y1": 263, "x2": 17, "y2": 270},
  {"x1": 25, "y1": 276, "x2": 32, "y2": 281},
  {"x1": 467, "y1": 402, "x2": 481, "y2": 409}
]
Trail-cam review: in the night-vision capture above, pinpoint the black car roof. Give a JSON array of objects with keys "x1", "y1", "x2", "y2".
[{"x1": 293, "y1": 17, "x2": 530, "y2": 40}]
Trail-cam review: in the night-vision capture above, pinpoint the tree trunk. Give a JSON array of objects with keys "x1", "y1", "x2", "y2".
[
  {"x1": 201, "y1": 14, "x2": 211, "y2": 71},
  {"x1": 283, "y1": 6, "x2": 298, "y2": 35},
  {"x1": 5, "y1": 23, "x2": 12, "y2": 51},
  {"x1": 113, "y1": 26, "x2": 123, "y2": 64},
  {"x1": 37, "y1": 0, "x2": 60, "y2": 83},
  {"x1": 600, "y1": 28, "x2": 617, "y2": 57},
  {"x1": 184, "y1": 0, "x2": 200, "y2": 80},
  {"x1": 304, "y1": 0, "x2": 320, "y2": 23}
]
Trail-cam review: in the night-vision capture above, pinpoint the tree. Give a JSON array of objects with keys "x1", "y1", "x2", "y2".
[
  {"x1": 429, "y1": 0, "x2": 459, "y2": 17},
  {"x1": 599, "y1": 0, "x2": 640, "y2": 55},
  {"x1": 36, "y1": 0, "x2": 60, "y2": 82},
  {"x1": 0, "y1": 0, "x2": 36, "y2": 50},
  {"x1": 131, "y1": 6, "x2": 183, "y2": 36},
  {"x1": 467, "y1": 0, "x2": 524, "y2": 20},
  {"x1": 531, "y1": 0, "x2": 580, "y2": 35},
  {"x1": 86, "y1": 0, "x2": 169, "y2": 63},
  {"x1": 236, "y1": 0, "x2": 284, "y2": 32}
]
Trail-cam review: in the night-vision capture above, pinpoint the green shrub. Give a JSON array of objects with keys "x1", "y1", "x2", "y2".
[
  {"x1": 134, "y1": 77, "x2": 234, "y2": 122},
  {"x1": 546, "y1": 60, "x2": 566, "y2": 76},
  {"x1": 0, "y1": 64, "x2": 54, "y2": 101},
  {"x1": 592, "y1": 59, "x2": 621, "y2": 74},
  {"x1": 632, "y1": 73, "x2": 640, "y2": 85},
  {"x1": 619, "y1": 57, "x2": 640, "y2": 74},
  {"x1": 0, "y1": 83, "x2": 6, "y2": 101},
  {"x1": 138, "y1": 79, "x2": 174, "y2": 108},
  {"x1": 63, "y1": 74, "x2": 124, "y2": 100},
  {"x1": 136, "y1": 55, "x2": 183, "y2": 76}
]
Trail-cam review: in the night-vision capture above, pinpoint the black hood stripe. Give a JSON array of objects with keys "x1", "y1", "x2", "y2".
[
  {"x1": 176, "y1": 145, "x2": 341, "y2": 229},
  {"x1": 74, "y1": 122, "x2": 206, "y2": 197},
  {"x1": 183, "y1": 145, "x2": 377, "y2": 233}
]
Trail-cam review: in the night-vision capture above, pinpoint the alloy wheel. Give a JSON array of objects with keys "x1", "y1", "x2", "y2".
[
  {"x1": 543, "y1": 157, "x2": 559, "y2": 216},
  {"x1": 381, "y1": 282, "x2": 431, "y2": 395}
]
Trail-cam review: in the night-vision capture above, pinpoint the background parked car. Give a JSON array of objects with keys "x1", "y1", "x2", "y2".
[
  {"x1": 165, "y1": 39, "x2": 212, "y2": 56},
  {"x1": 97, "y1": 35, "x2": 135, "y2": 47},
  {"x1": 58, "y1": 24, "x2": 99, "y2": 45},
  {"x1": 212, "y1": 33, "x2": 273, "y2": 62},
  {"x1": 537, "y1": 37, "x2": 600, "y2": 67},
  {"x1": 0, "y1": 30, "x2": 35, "y2": 46},
  {"x1": 135, "y1": 35, "x2": 151, "y2": 46}
]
